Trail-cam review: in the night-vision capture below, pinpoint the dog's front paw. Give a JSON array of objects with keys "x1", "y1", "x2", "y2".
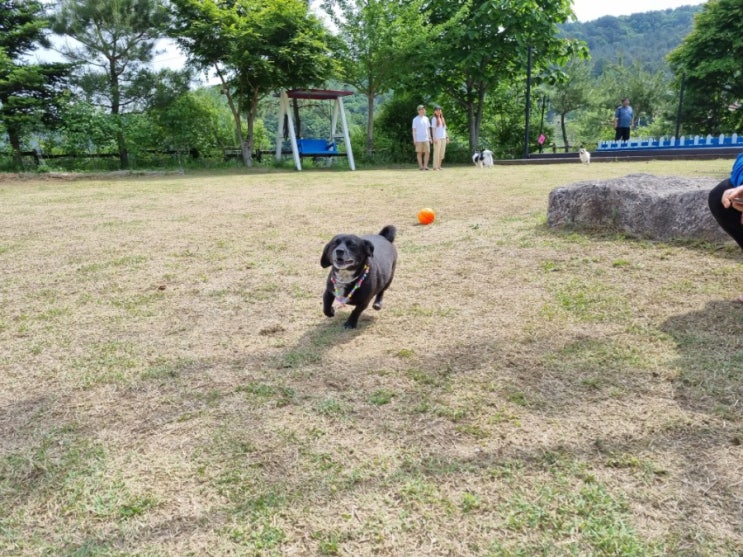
[
  {"x1": 372, "y1": 302, "x2": 382, "y2": 310},
  {"x1": 323, "y1": 304, "x2": 335, "y2": 317},
  {"x1": 343, "y1": 320, "x2": 357, "y2": 329}
]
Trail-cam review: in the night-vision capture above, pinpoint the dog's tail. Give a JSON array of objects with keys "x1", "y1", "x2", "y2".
[{"x1": 379, "y1": 225, "x2": 396, "y2": 243}]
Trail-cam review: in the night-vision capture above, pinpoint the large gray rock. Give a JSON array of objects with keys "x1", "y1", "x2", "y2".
[{"x1": 547, "y1": 173, "x2": 729, "y2": 243}]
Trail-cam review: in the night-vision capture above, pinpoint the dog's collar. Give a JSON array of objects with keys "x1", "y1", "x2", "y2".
[{"x1": 331, "y1": 265, "x2": 369, "y2": 306}]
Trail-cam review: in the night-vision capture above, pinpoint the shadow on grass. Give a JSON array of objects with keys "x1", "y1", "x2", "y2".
[
  {"x1": 661, "y1": 300, "x2": 743, "y2": 419},
  {"x1": 272, "y1": 311, "x2": 368, "y2": 371},
  {"x1": 540, "y1": 223, "x2": 743, "y2": 260}
]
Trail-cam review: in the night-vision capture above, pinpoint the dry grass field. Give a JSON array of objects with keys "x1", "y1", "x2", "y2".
[{"x1": 1, "y1": 159, "x2": 742, "y2": 556}]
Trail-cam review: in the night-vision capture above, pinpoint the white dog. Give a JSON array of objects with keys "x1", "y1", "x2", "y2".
[
  {"x1": 578, "y1": 148, "x2": 591, "y2": 165},
  {"x1": 472, "y1": 149, "x2": 494, "y2": 168}
]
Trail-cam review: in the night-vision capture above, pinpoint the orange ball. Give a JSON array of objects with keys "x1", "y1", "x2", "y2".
[{"x1": 417, "y1": 207, "x2": 435, "y2": 225}]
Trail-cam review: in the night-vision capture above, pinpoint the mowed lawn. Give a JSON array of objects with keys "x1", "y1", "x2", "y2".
[{"x1": 1, "y1": 159, "x2": 742, "y2": 556}]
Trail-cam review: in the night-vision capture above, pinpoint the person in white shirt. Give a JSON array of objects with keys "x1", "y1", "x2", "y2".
[
  {"x1": 430, "y1": 105, "x2": 449, "y2": 170},
  {"x1": 412, "y1": 104, "x2": 432, "y2": 170}
]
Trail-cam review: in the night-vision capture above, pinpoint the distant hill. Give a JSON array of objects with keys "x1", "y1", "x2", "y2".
[{"x1": 559, "y1": 5, "x2": 703, "y2": 74}]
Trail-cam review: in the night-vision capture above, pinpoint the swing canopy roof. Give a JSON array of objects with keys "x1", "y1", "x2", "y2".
[{"x1": 285, "y1": 89, "x2": 354, "y2": 100}]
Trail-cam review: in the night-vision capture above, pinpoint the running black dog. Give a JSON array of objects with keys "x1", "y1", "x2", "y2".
[{"x1": 321, "y1": 225, "x2": 397, "y2": 329}]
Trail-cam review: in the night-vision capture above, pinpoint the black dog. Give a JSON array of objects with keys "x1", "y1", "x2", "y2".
[{"x1": 321, "y1": 225, "x2": 397, "y2": 329}]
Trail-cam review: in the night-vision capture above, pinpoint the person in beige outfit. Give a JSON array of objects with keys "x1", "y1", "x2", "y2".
[{"x1": 431, "y1": 105, "x2": 449, "y2": 170}]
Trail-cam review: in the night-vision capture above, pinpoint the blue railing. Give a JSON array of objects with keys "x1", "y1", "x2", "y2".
[{"x1": 597, "y1": 133, "x2": 743, "y2": 151}]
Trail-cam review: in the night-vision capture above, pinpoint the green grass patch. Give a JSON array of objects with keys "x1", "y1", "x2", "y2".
[{"x1": 74, "y1": 341, "x2": 141, "y2": 387}]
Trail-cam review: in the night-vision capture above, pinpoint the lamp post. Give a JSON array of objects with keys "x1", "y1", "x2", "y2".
[
  {"x1": 674, "y1": 73, "x2": 686, "y2": 145},
  {"x1": 524, "y1": 45, "x2": 532, "y2": 159}
]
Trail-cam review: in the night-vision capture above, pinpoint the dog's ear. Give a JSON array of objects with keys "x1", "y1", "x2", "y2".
[
  {"x1": 320, "y1": 238, "x2": 335, "y2": 268},
  {"x1": 363, "y1": 239, "x2": 375, "y2": 259}
]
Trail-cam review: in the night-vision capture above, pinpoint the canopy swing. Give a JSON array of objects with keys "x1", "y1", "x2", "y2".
[{"x1": 275, "y1": 89, "x2": 356, "y2": 171}]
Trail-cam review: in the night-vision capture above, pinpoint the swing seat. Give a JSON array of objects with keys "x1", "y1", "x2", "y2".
[
  {"x1": 277, "y1": 89, "x2": 355, "y2": 170},
  {"x1": 297, "y1": 138, "x2": 339, "y2": 156}
]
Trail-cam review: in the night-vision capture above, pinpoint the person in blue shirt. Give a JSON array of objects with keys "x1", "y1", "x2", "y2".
[
  {"x1": 613, "y1": 98, "x2": 634, "y2": 141},
  {"x1": 709, "y1": 152, "x2": 743, "y2": 300}
]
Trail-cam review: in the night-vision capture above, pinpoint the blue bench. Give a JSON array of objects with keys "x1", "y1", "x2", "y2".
[{"x1": 297, "y1": 138, "x2": 340, "y2": 156}]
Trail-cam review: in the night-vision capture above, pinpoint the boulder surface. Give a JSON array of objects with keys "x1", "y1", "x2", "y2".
[{"x1": 547, "y1": 173, "x2": 728, "y2": 243}]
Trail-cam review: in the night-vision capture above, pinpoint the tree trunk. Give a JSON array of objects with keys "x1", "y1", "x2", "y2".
[
  {"x1": 110, "y1": 62, "x2": 129, "y2": 169},
  {"x1": 216, "y1": 67, "x2": 250, "y2": 166},
  {"x1": 468, "y1": 102, "x2": 477, "y2": 153},
  {"x1": 243, "y1": 94, "x2": 260, "y2": 168},
  {"x1": 473, "y1": 89, "x2": 485, "y2": 152},
  {"x1": 561, "y1": 113, "x2": 569, "y2": 153},
  {"x1": 7, "y1": 126, "x2": 23, "y2": 167},
  {"x1": 466, "y1": 85, "x2": 486, "y2": 153},
  {"x1": 116, "y1": 127, "x2": 129, "y2": 169},
  {"x1": 293, "y1": 98, "x2": 301, "y2": 138},
  {"x1": 240, "y1": 140, "x2": 252, "y2": 165},
  {"x1": 366, "y1": 91, "x2": 374, "y2": 157}
]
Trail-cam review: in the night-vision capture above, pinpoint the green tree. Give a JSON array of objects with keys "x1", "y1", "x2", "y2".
[
  {"x1": 0, "y1": 1, "x2": 70, "y2": 164},
  {"x1": 152, "y1": 88, "x2": 236, "y2": 159},
  {"x1": 668, "y1": 0, "x2": 743, "y2": 134},
  {"x1": 421, "y1": 0, "x2": 584, "y2": 152},
  {"x1": 51, "y1": 0, "x2": 179, "y2": 169},
  {"x1": 479, "y1": 80, "x2": 532, "y2": 157},
  {"x1": 54, "y1": 97, "x2": 118, "y2": 155},
  {"x1": 374, "y1": 91, "x2": 423, "y2": 162},
  {"x1": 320, "y1": 0, "x2": 427, "y2": 157},
  {"x1": 170, "y1": 0, "x2": 336, "y2": 166},
  {"x1": 542, "y1": 58, "x2": 592, "y2": 151},
  {"x1": 599, "y1": 62, "x2": 674, "y2": 136}
]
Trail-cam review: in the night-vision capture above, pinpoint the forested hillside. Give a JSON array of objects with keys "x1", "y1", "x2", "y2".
[{"x1": 559, "y1": 5, "x2": 703, "y2": 73}]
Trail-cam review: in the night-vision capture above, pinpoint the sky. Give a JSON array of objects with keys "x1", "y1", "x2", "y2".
[{"x1": 571, "y1": 0, "x2": 707, "y2": 22}]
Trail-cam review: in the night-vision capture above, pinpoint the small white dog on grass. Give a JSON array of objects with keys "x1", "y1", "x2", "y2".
[
  {"x1": 472, "y1": 149, "x2": 494, "y2": 168},
  {"x1": 578, "y1": 148, "x2": 591, "y2": 165}
]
